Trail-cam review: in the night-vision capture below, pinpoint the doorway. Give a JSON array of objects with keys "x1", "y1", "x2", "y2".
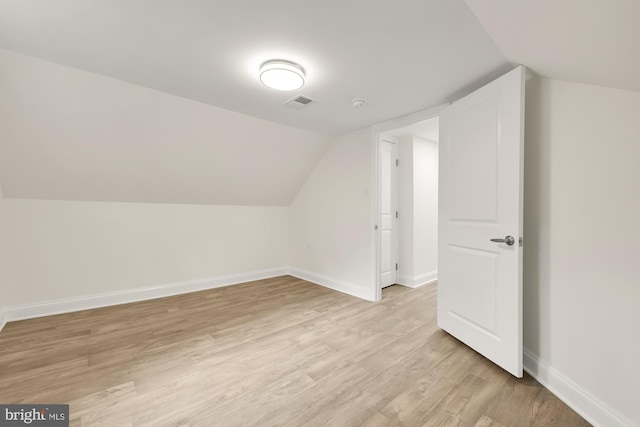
[
  {"x1": 376, "y1": 112, "x2": 440, "y2": 298},
  {"x1": 373, "y1": 66, "x2": 526, "y2": 377}
]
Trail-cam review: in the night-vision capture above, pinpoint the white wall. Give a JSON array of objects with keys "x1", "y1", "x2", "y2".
[
  {"x1": 397, "y1": 136, "x2": 438, "y2": 287},
  {"x1": 288, "y1": 128, "x2": 376, "y2": 301},
  {"x1": 412, "y1": 137, "x2": 438, "y2": 281},
  {"x1": 2, "y1": 199, "x2": 288, "y2": 309},
  {"x1": 524, "y1": 77, "x2": 640, "y2": 426}
]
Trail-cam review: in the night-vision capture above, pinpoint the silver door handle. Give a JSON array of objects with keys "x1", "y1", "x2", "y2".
[{"x1": 490, "y1": 235, "x2": 515, "y2": 246}]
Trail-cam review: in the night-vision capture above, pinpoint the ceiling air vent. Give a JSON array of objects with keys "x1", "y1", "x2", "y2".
[{"x1": 283, "y1": 95, "x2": 315, "y2": 109}]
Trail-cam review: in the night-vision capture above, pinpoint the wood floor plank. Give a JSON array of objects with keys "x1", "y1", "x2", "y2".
[
  {"x1": 359, "y1": 411, "x2": 399, "y2": 427},
  {"x1": 0, "y1": 278, "x2": 591, "y2": 426},
  {"x1": 474, "y1": 415, "x2": 506, "y2": 427}
]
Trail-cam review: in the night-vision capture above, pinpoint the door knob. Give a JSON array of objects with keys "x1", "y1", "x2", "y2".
[{"x1": 490, "y1": 235, "x2": 515, "y2": 246}]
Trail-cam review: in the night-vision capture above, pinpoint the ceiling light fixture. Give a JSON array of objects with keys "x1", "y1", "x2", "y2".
[{"x1": 259, "y1": 60, "x2": 305, "y2": 91}]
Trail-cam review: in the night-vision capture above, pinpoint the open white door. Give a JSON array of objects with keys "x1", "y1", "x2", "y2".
[{"x1": 438, "y1": 66, "x2": 525, "y2": 377}]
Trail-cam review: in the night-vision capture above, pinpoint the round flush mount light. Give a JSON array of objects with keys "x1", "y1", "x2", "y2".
[{"x1": 259, "y1": 60, "x2": 305, "y2": 91}]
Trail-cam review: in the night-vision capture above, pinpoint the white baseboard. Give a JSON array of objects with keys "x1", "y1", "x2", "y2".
[
  {"x1": 0, "y1": 267, "x2": 377, "y2": 332},
  {"x1": 524, "y1": 348, "x2": 635, "y2": 427},
  {"x1": 397, "y1": 270, "x2": 437, "y2": 288},
  {"x1": 287, "y1": 267, "x2": 376, "y2": 302},
  {"x1": 0, "y1": 268, "x2": 287, "y2": 331},
  {"x1": 0, "y1": 307, "x2": 6, "y2": 333}
]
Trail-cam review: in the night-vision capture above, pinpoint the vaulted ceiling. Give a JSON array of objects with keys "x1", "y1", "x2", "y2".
[
  {"x1": 0, "y1": 49, "x2": 331, "y2": 205},
  {"x1": 0, "y1": 0, "x2": 510, "y2": 135},
  {"x1": 0, "y1": 0, "x2": 636, "y2": 205},
  {"x1": 465, "y1": 0, "x2": 640, "y2": 93}
]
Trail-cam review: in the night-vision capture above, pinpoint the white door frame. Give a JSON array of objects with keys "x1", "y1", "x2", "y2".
[{"x1": 371, "y1": 104, "x2": 445, "y2": 302}]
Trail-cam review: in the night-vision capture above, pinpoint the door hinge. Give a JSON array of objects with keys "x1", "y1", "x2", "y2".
[
  {"x1": 395, "y1": 159, "x2": 398, "y2": 167},
  {"x1": 395, "y1": 263, "x2": 398, "y2": 271},
  {"x1": 395, "y1": 210, "x2": 398, "y2": 218}
]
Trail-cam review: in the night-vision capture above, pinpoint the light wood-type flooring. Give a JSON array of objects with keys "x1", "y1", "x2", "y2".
[{"x1": 0, "y1": 276, "x2": 590, "y2": 426}]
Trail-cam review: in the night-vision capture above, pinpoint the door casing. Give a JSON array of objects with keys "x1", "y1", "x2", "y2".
[{"x1": 372, "y1": 105, "x2": 445, "y2": 301}]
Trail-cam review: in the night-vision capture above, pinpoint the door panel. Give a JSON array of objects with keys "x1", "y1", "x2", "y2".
[
  {"x1": 448, "y1": 245, "x2": 498, "y2": 335},
  {"x1": 438, "y1": 66, "x2": 525, "y2": 377},
  {"x1": 448, "y1": 98, "x2": 499, "y2": 222}
]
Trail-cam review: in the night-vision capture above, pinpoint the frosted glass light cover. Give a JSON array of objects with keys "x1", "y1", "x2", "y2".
[{"x1": 260, "y1": 61, "x2": 305, "y2": 91}]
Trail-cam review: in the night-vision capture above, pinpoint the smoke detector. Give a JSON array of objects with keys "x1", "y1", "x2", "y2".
[{"x1": 351, "y1": 98, "x2": 367, "y2": 108}]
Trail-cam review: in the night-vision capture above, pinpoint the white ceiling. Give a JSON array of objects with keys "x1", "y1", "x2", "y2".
[
  {"x1": 1, "y1": 0, "x2": 636, "y2": 205},
  {"x1": 0, "y1": 49, "x2": 331, "y2": 205},
  {"x1": 0, "y1": 0, "x2": 511, "y2": 136},
  {"x1": 465, "y1": 0, "x2": 640, "y2": 93}
]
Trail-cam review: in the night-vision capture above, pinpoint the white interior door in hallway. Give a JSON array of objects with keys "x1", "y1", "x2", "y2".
[{"x1": 378, "y1": 137, "x2": 398, "y2": 289}]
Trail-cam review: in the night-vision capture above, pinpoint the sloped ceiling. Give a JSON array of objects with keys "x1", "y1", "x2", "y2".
[
  {"x1": 0, "y1": 0, "x2": 512, "y2": 205},
  {"x1": 1, "y1": 1, "x2": 635, "y2": 206},
  {"x1": 0, "y1": 0, "x2": 510, "y2": 135},
  {"x1": 465, "y1": 0, "x2": 640, "y2": 93},
  {"x1": 0, "y1": 50, "x2": 331, "y2": 205}
]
